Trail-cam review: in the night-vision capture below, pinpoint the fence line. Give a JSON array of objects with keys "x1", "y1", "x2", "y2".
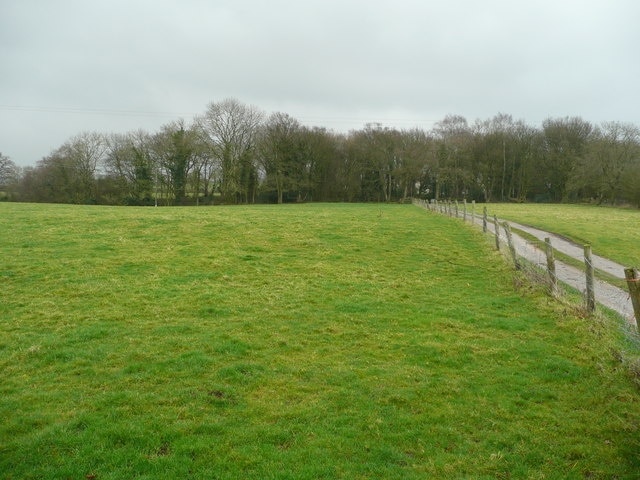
[
  {"x1": 412, "y1": 198, "x2": 639, "y2": 330},
  {"x1": 624, "y1": 269, "x2": 640, "y2": 325},
  {"x1": 544, "y1": 238, "x2": 558, "y2": 297},
  {"x1": 584, "y1": 245, "x2": 596, "y2": 313}
]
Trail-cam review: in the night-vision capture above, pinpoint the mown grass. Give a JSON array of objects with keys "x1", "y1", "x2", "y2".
[
  {"x1": 0, "y1": 202, "x2": 639, "y2": 479},
  {"x1": 485, "y1": 203, "x2": 640, "y2": 269}
]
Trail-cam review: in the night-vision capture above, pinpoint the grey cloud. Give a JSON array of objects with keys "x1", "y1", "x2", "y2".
[{"x1": 1, "y1": 0, "x2": 639, "y2": 166}]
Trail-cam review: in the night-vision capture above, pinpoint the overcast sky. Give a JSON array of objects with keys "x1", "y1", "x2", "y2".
[{"x1": 1, "y1": 0, "x2": 639, "y2": 167}]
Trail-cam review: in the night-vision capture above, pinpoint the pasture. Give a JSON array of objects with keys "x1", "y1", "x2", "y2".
[{"x1": 0, "y1": 202, "x2": 638, "y2": 479}]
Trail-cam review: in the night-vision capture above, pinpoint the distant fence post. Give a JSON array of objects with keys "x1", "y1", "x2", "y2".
[
  {"x1": 471, "y1": 201, "x2": 475, "y2": 224},
  {"x1": 455, "y1": 201, "x2": 459, "y2": 218},
  {"x1": 545, "y1": 238, "x2": 558, "y2": 297},
  {"x1": 493, "y1": 215, "x2": 500, "y2": 250},
  {"x1": 463, "y1": 200, "x2": 467, "y2": 222},
  {"x1": 503, "y1": 222, "x2": 520, "y2": 269},
  {"x1": 584, "y1": 245, "x2": 596, "y2": 313},
  {"x1": 624, "y1": 268, "x2": 640, "y2": 330},
  {"x1": 482, "y1": 207, "x2": 488, "y2": 233}
]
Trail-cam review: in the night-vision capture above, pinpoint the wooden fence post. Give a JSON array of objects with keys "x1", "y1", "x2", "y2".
[
  {"x1": 545, "y1": 238, "x2": 558, "y2": 296},
  {"x1": 455, "y1": 201, "x2": 459, "y2": 218},
  {"x1": 624, "y1": 268, "x2": 640, "y2": 330},
  {"x1": 482, "y1": 207, "x2": 488, "y2": 233},
  {"x1": 471, "y1": 200, "x2": 475, "y2": 224},
  {"x1": 463, "y1": 199, "x2": 467, "y2": 222},
  {"x1": 493, "y1": 215, "x2": 500, "y2": 250},
  {"x1": 503, "y1": 222, "x2": 520, "y2": 269},
  {"x1": 584, "y1": 245, "x2": 596, "y2": 313}
]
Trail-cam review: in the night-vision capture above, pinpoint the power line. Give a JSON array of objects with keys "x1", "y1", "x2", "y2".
[
  {"x1": 0, "y1": 104, "x2": 197, "y2": 118},
  {"x1": 0, "y1": 104, "x2": 441, "y2": 126}
]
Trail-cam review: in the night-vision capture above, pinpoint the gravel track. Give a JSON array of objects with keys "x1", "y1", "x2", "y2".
[
  {"x1": 414, "y1": 201, "x2": 637, "y2": 327},
  {"x1": 481, "y1": 216, "x2": 636, "y2": 325}
]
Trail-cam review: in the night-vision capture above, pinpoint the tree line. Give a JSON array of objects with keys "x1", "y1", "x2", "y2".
[{"x1": 1, "y1": 98, "x2": 639, "y2": 206}]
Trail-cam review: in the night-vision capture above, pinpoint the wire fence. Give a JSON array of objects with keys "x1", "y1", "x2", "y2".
[{"x1": 413, "y1": 198, "x2": 639, "y2": 331}]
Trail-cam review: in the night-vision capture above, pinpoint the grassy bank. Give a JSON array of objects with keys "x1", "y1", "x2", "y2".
[{"x1": 0, "y1": 202, "x2": 638, "y2": 479}]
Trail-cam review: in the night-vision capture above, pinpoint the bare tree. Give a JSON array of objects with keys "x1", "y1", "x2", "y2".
[
  {"x1": 196, "y1": 98, "x2": 265, "y2": 204},
  {"x1": 433, "y1": 115, "x2": 472, "y2": 200},
  {"x1": 396, "y1": 129, "x2": 432, "y2": 202},
  {"x1": 568, "y1": 122, "x2": 640, "y2": 204},
  {"x1": 0, "y1": 153, "x2": 18, "y2": 185},
  {"x1": 471, "y1": 113, "x2": 538, "y2": 202},
  {"x1": 541, "y1": 116, "x2": 593, "y2": 202},
  {"x1": 151, "y1": 119, "x2": 199, "y2": 205},
  {"x1": 0, "y1": 153, "x2": 20, "y2": 199},
  {"x1": 40, "y1": 132, "x2": 107, "y2": 203},
  {"x1": 346, "y1": 124, "x2": 402, "y2": 202},
  {"x1": 257, "y1": 112, "x2": 303, "y2": 204},
  {"x1": 298, "y1": 127, "x2": 345, "y2": 202},
  {"x1": 187, "y1": 135, "x2": 217, "y2": 205},
  {"x1": 105, "y1": 130, "x2": 155, "y2": 205}
]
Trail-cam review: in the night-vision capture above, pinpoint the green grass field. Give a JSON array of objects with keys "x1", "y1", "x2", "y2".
[
  {"x1": 484, "y1": 203, "x2": 640, "y2": 269},
  {"x1": 1, "y1": 202, "x2": 639, "y2": 479}
]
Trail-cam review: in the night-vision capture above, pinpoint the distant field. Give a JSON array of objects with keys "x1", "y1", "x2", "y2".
[
  {"x1": 0, "y1": 202, "x2": 638, "y2": 479},
  {"x1": 484, "y1": 203, "x2": 640, "y2": 268}
]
